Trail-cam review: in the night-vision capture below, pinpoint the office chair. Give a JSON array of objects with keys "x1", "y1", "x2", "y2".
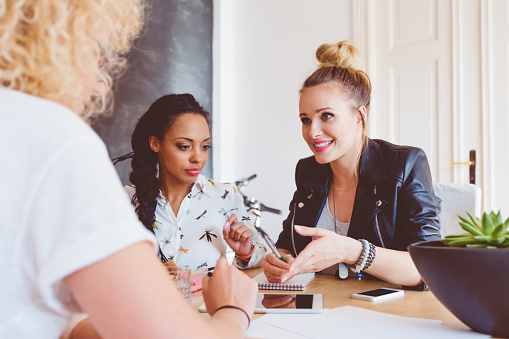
[{"x1": 433, "y1": 183, "x2": 482, "y2": 238}]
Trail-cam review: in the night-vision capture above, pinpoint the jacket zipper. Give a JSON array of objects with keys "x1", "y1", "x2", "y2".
[
  {"x1": 374, "y1": 214, "x2": 386, "y2": 248},
  {"x1": 373, "y1": 185, "x2": 385, "y2": 248}
]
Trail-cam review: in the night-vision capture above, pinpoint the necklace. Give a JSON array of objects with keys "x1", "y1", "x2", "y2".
[
  {"x1": 331, "y1": 178, "x2": 357, "y2": 229},
  {"x1": 335, "y1": 181, "x2": 358, "y2": 191},
  {"x1": 332, "y1": 186, "x2": 338, "y2": 234},
  {"x1": 332, "y1": 183, "x2": 350, "y2": 280}
]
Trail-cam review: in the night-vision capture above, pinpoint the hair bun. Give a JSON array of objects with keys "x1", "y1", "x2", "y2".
[{"x1": 315, "y1": 40, "x2": 364, "y2": 71}]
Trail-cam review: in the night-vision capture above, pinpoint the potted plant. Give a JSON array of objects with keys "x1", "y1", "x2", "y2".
[{"x1": 408, "y1": 211, "x2": 509, "y2": 337}]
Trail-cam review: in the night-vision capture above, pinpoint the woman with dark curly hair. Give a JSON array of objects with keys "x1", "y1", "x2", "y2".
[{"x1": 116, "y1": 93, "x2": 265, "y2": 272}]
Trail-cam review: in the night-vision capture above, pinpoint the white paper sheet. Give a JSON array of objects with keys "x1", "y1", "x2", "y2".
[{"x1": 245, "y1": 306, "x2": 490, "y2": 339}]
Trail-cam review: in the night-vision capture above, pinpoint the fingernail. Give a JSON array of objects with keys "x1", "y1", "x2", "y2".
[
  {"x1": 294, "y1": 225, "x2": 301, "y2": 231},
  {"x1": 224, "y1": 221, "x2": 230, "y2": 229},
  {"x1": 281, "y1": 276, "x2": 288, "y2": 283},
  {"x1": 290, "y1": 266, "x2": 294, "y2": 272}
]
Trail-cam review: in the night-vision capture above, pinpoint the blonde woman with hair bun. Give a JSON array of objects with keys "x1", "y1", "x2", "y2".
[
  {"x1": 262, "y1": 40, "x2": 441, "y2": 288},
  {"x1": 0, "y1": 1, "x2": 256, "y2": 338}
]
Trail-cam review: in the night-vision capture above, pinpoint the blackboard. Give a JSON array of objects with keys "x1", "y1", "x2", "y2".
[{"x1": 92, "y1": 0, "x2": 213, "y2": 185}]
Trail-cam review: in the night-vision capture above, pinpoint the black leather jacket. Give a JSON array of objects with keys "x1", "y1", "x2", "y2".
[{"x1": 275, "y1": 138, "x2": 441, "y2": 256}]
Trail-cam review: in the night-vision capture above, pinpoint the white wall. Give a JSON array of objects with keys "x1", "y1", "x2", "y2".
[{"x1": 213, "y1": 0, "x2": 353, "y2": 240}]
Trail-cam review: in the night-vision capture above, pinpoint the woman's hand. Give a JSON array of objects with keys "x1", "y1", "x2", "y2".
[
  {"x1": 163, "y1": 260, "x2": 177, "y2": 268},
  {"x1": 222, "y1": 214, "x2": 253, "y2": 257},
  {"x1": 261, "y1": 251, "x2": 294, "y2": 283},
  {"x1": 202, "y1": 258, "x2": 257, "y2": 317},
  {"x1": 282, "y1": 225, "x2": 362, "y2": 281},
  {"x1": 69, "y1": 317, "x2": 102, "y2": 339},
  {"x1": 261, "y1": 294, "x2": 296, "y2": 309}
]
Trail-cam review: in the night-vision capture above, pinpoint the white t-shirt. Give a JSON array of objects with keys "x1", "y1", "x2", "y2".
[
  {"x1": 125, "y1": 174, "x2": 266, "y2": 271},
  {"x1": 0, "y1": 89, "x2": 157, "y2": 338}
]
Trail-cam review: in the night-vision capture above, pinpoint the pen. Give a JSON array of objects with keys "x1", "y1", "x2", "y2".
[
  {"x1": 192, "y1": 266, "x2": 215, "y2": 276},
  {"x1": 254, "y1": 225, "x2": 287, "y2": 263}
]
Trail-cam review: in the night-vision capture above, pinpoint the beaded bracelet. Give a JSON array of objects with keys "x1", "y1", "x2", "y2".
[
  {"x1": 363, "y1": 242, "x2": 377, "y2": 271},
  {"x1": 347, "y1": 239, "x2": 377, "y2": 280},
  {"x1": 347, "y1": 239, "x2": 369, "y2": 273},
  {"x1": 213, "y1": 305, "x2": 251, "y2": 328}
]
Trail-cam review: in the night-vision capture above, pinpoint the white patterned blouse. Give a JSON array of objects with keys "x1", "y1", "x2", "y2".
[{"x1": 125, "y1": 174, "x2": 266, "y2": 271}]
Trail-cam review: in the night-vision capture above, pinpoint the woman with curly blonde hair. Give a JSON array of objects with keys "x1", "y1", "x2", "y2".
[
  {"x1": 0, "y1": 1, "x2": 256, "y2": 339},
  {"x1": 0, "y1": 0, "x2": 142, "y2": 117}
]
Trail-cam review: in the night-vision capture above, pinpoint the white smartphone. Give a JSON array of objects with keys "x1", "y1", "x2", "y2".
[
  {"x1": 199, "y1": 293, "x2": 323, "y2": 314},
  {"x1": 351, "y1": 288, "x2": 404, "y2": 302}
]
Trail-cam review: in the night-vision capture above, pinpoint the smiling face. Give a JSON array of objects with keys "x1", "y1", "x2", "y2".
[
  {"x1": 149, "y1": 113, "x2": 210, "y2": 186},
  {"x1": 299, "y1": 83, "x2": 364, "y2": 165}
]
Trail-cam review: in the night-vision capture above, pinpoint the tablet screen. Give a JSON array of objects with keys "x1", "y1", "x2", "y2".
[
  {"x1": 257, "y1": 293, "x2": 312, "y2": 309},
  {"x1": 254, "y1": 293, "x2": 323, "y2": 313},
  {"x1": 199, "y1": 293, "x2": 323, "y2": 314}
]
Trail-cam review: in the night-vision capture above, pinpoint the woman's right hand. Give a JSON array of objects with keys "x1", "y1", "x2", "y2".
[
  {"x1": 261, "y1": 252, "x2": 294, "y2": 283},
  {"x1": 202, "y1": 257, "x2": 257, "y2": 318},
  {"x1": 261, "y1": 294, "x2": 296, "y2": 309},
  {"x1": 163, "y1": 260, "x2": 177, "y2": 268}
]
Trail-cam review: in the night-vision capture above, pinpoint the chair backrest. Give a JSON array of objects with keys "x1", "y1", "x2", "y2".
[{"x1": 433, "y1": 183, "x2": 482, "y2": 238}]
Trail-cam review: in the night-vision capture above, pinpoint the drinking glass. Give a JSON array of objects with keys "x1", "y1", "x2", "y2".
[{"x1": 166, "y1": 266, "x2": 192, "y2": 304}]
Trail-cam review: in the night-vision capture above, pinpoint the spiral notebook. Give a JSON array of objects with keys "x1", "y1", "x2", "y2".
[{"x1": 254, "y1": 272, "x2": 315, "y2": 291}]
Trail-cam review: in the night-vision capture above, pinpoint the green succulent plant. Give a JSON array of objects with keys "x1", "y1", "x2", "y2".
[{"x1": 442, "y1": 210, "x2": 509, "y2": 248}]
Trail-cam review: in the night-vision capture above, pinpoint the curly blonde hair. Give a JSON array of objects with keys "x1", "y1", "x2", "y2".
[{"x1": 0, "y1": 0, "x2": 147, "y2": 120}]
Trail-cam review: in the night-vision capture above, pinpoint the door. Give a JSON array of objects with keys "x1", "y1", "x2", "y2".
[{"x1": 354, "y1": 0, "x2": 509, "y2": 212}]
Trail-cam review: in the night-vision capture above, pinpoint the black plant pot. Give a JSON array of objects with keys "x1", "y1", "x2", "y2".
[{"x1": 408, "y1": 240, "x2": 509, "y2": 338}]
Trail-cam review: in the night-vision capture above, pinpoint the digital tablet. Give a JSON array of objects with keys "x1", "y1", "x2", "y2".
[{"x1": 199, "y1": 293, "x2": 323, "y2": 314}]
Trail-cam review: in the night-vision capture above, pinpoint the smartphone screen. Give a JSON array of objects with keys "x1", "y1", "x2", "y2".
[
  {"x1": 352, "y1": 288, "x2": 404, "y2": 302},
  {"x1": 357, "y1": 288, "x2": 400, "y2": 297}
]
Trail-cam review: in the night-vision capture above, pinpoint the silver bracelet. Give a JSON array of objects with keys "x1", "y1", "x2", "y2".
[
  {"x1": 347, "y1": 239, "x2": 369, "y2": 273},
  {"x1": 362, "y1": 242, "x2": 377, "y2": 271}
]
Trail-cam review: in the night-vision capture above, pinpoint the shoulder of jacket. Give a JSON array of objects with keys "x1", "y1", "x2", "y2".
[
  {"x1": 295, "y1": 156, "x2": 331, "y2": 189},
  {"x1": 296, "y1": 156, "x2": 324, "y2": 176},
  {"x1": 372, "y1": 139, "x2": 427, "y2": 181}
]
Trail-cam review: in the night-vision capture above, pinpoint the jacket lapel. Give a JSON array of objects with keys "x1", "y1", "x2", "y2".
[
  {"x1": 348, "y1": 140, "x2": 389, "y2": 242},
  {"x1": 294, "y1": 162, "x2": 330, "y2": 228}
]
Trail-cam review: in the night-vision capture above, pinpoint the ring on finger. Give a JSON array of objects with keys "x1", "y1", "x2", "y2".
[{"x1": 268, "y1": 273, "x2": 271, "y2": 279}]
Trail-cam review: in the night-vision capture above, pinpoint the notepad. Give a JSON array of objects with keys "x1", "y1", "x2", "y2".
[
  {"x1": 254, "y1": 272, "x2": 315, "y2": 291},
  {"x1": 191, "y1": 275, "x2": 204, "y2": 293}
]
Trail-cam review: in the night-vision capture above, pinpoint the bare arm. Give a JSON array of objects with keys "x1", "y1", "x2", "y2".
[
  {"x1": 362, "y1": 247, "x2": 421, "y2": 286},
  {"x1": 278, "y1": 226, "x2": 422, "y2": 286},
  {"x1": 65, "y1": 242, "x2": 257, "y2": 339}
]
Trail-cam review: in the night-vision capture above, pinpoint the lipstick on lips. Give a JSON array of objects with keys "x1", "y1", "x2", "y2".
[
  {"x1": 312, "y1": 140, "x2": 333, "y2": 152},
  {"x1": 185, "y1": 168, "x2": 201, "y2": 176}
]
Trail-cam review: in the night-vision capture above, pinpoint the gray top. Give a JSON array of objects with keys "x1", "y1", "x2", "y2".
[{"x1": 316, "y1": 196, "x2": 350, "y2": 275}]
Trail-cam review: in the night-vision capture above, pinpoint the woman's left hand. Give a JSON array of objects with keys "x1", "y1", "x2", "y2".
[
  {"x1": 222, "y1": 214, "x2": 254, "y2": 257},
  {"x1": 282, "y1": 225, "x2": 362, "y2": 282}
]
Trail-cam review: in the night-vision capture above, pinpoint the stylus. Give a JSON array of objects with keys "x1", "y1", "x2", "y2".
[{"x1": 254, "y1": 225, "x2": 287, "y2": 263}]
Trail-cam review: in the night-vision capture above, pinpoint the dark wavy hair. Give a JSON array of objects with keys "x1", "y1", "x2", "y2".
[{"x1": 113, "y1": 93, "x2": 210, "y2": 261}]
